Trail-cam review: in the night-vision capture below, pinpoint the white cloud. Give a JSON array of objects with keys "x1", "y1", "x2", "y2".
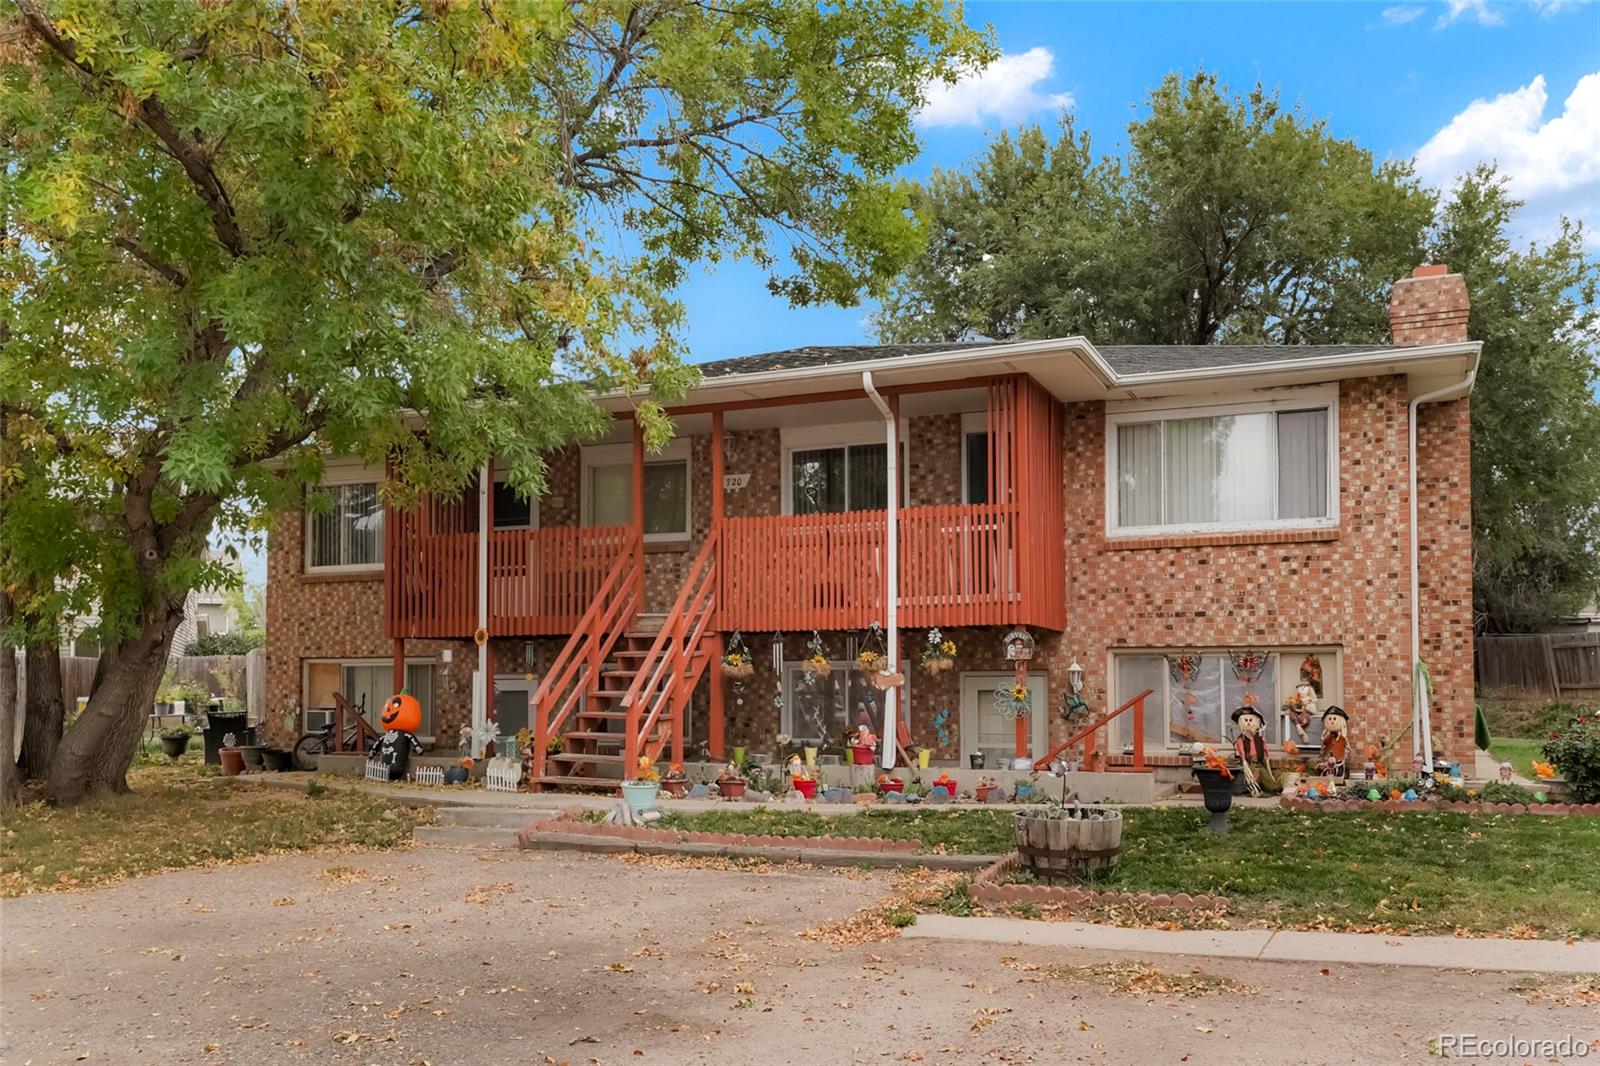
[
  {"x1": 1414, "y1": 73, "x2": 1600, "y2": 244},
  {"x1": 1437, "y1": 0, "x2": 1508, "y2": 25},
  {"x1": 917, "y1": 47, "x2": 1073, "y2": 129},
  {"x1": 1381, "y1": 5, "x2": 1426, "y2": 23}
]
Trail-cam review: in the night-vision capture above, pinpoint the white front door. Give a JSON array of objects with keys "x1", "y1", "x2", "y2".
[{"x1": 960, "y1": 672, "x2": 1048, "y2": 766}]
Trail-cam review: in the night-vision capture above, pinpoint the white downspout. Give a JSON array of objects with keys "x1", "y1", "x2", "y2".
[
  {"x1": 863, "y1": 372, "x2": 899, "y2": 771},
  {"x1": 1408, "y1": 366, "x2": 1476, "y2": 773},
  {"x1": 474, "y1": 461, "x2": 490, "y2": 760}
]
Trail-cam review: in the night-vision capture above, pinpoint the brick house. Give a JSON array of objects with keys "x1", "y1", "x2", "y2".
[{"x1": 265, "y1": 265, "x2": 1477, "y2": 785}]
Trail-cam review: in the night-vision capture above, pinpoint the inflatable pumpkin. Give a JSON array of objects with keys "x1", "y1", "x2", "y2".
[{"x1": 381, "y1": 691, "x2": 422, "y2": 734}]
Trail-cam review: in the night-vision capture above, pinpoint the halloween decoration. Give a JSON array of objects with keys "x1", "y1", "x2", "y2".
[
  {"x1": 1192, "y1": 748, "x2": 1236, "y2": 833},
  {"x1": 367, "y1": 691, "x2": 424, "y2": 782},
  {"x1": 1318, "y1": 705, "x2": 1349, "y2": 778},
  {"x1": 1231, "y1": 706, "x2": 1280, "y2": 796}
]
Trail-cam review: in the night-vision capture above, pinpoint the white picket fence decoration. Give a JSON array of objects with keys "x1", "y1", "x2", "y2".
[
  {"x1": 485, "y1": 756, "x2": 522, "y2": 793},
  {"x1": 411, "y1": 765, "x2": 445, "y2": 787},
  {"x1": 364, "y1": 760, "x2": 388, "y2": 784}
]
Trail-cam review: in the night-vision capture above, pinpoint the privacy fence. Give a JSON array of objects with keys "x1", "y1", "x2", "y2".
[{"x1": 1475, "y1": 633, "x2": 1600, "y2": 701}]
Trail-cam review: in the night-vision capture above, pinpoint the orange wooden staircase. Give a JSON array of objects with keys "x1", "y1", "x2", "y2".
[{"x1": 529, "y1": 531, "x2": 719, "y2": 791}]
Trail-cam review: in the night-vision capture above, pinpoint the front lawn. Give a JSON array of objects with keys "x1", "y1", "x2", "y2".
[
  {"x1": 657, "y1": 806, "x2": 1600, "y2": 937},
  {"x1": 1, "y1": 753, "x2": 434, "y2": 896}
]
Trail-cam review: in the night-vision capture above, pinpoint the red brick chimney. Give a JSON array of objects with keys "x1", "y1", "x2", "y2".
[{"x1": 1389, "y1": 264, "x2": 1470, "y2": 347}]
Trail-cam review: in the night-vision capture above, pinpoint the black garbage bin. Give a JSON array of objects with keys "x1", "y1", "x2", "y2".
[{"x1": 202, "y1": 703, "x2": 252, "y2": 765}]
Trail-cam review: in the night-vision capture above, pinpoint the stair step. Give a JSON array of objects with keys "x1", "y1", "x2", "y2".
[
  {"x1": 561, "y1": 731, "x2": 625, "y2": 743},
  {"x1": 577, "y1": 709, "x2": 630, "y2": 720},
  {"x1": 551, "y1": 751, "x2": 626, "y2": 764}
]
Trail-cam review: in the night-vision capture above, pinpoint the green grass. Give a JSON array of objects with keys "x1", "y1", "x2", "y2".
[
  {"x1": 1, "y1": 753, "x2": 434, "y2": 896},
  {"x1": 1489, "y1": 738, "x2": 1545, "y2": 779},
  {"x1": 657, "y1": 806, "x2": 1600, "y2": 937}
]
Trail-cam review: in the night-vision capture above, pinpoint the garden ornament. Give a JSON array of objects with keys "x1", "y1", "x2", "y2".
[
  {"x1": 368, "y1": 691, "x2": 423, "y2": 782},
  {"x1": 1499, "y1": 760, "x2": 1514, "y2": 783},
  {"x1": 1318, "y1": 705, "x2": 1349, "y2": 778},
  {"x1": 1230, "y1": 706, "x2": 1279, "y2": 796}
]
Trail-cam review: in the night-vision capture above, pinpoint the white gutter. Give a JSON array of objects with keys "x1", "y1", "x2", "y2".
[
  {"x1": 475, "y1": 461, "x2": 490, "y2": 760},
  {"x1": 1408, "y1": 363, "x2": 1478, "y2": 772},
  {"x1": 862, "y1": 371, "x2": 899, "y2": 771}
]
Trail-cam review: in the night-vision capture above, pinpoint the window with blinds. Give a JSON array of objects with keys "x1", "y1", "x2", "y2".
[{"x1": 306, "y1": 481, "x2": 384, "y2": 570}]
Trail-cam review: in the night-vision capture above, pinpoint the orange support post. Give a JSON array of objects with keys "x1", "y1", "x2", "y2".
[
  {"x1": 1015, "y1": 715, "x2": 1029, "y2": 760},
  {"x1": 392, "y1": 638, "x2": 405, "y2": 695},
  {"x1": 708, "y1": 632, "x2": 726, "y2": 759}
]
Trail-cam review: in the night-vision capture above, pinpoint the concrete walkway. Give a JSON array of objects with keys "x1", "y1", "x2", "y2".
[{"x1": 905, "y1": 913, "x2": 1600, "y2": 974}]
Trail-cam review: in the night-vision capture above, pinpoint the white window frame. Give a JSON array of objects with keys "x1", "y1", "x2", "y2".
[
  {"x1": 1104, "y1": 386, "x2": 1339, "y2": 538},
  {"x1": 491, "y1": 459, "x2": 540, "y2": 531},
  {"x1": 779, "y1": 657, "x2": 910, "y2": 745},
  {"x1": 300, "y1": 656, "x2": 439, "y2": 741},
  {"x1": 1107, "y1": 647, "x2": 1342, "y2": 752},
  {"x1": 959, "y1": 411, "x2": 989, "y2": 505},
  {"x1": 779, "y1": 420, "x2": 909, "y2": 516},
  {"x1": 303, "y1": 462, "x2": 386, "y2": 574},
  {"x1": 580, "y1": 438, "x2": 692, "y2": 543}
]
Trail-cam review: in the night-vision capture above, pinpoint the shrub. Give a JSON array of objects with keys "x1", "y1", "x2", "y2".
[
  {"x1": 1542, "y1": 711, "x2": 1600, "y2": 803},
  {"x1": 185, "y1": 629, "x2": 265, "y2": 656}
]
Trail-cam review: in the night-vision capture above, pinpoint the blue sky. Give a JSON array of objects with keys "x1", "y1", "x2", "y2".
[{"x1": 675, "y1": 0, "x2": 1600, "y2": 362}]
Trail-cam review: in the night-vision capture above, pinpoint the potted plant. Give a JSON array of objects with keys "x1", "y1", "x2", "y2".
[
  {"x1": 721, "y1": 647, "x2": 755, "y2": 680},
  {"x1": 787, "y1": 757, "x2": 818, "y2": 799},
  {"x1": 928, "y1": 771, "x2": 958, "y2": 797},
  {"x1": 1191, "y1": 748, "x2": 1238, "y2": 833},
  {"x1": 158, "y1": 725, "x2": 192, "y2": 760},
  {"x1": 661, "y1": 764, "x2": 690, "y2": 798},
  {"x1": 876, "y1": 773, "x2": 903, "y2": 795},
  {"x1": 974, "y1": 776, "x2": 999, "y2": 803},
  {"x1": 261, "y1": 747, "x2": 293, "y2": 772},
  {"x1": 444, "y1": 757, "x2": 473, "y2": 784},
  {"x1": 850, "y1": 725, "x2": 878, "y2": 767},
  {"x1": 715, "y1": 762, "x2": 747, "y2": 800},
  {"x1": 621, "y1": 756, "x2": 663, "y2": 812},
  {"x1": 218, "y1": 732, "x2": 245, "y2": 776}
]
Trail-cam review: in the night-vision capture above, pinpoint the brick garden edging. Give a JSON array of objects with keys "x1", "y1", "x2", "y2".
[
  {"x1": 1280, "y1": 797, "x2": 1600, "y2": 816},
  {"x1": 971, "y1": 852, "x2": 1229, "y2": 913}
]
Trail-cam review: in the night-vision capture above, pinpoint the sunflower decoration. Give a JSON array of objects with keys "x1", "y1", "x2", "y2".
[
  {"x1": 855, "y1": 621, "x2": 888, "y2": 675},
  {"x1": 920, "y1": 627, "x2": 957, "y2": 675},
  {"x1": 801, "y1": 630, "x2": 831, "y2": 682},
  {"x1": 722, "y1": 630, "x2": 755, "y2": 679},
  {"x1": 993, "y1": 679, "x2": 1032, "y2": 720}
]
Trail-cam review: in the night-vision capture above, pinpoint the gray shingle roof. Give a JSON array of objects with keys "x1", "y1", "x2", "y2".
[{"x1": 695, "y1": 341, "x2": 1391, "y2": 379}]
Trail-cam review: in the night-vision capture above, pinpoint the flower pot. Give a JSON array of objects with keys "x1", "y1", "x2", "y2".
[
  {"x1": 621, "y1": 780, "x2": 661, "y2": 814},
  {"x1": 159, "y1": 734, "x2": 191, "y2": 760},
  {"x1": 660, "y1": 778, "x2": 689, "y2": 798},
  {"x1": 717, "y1": 778, "x2": 746, "y2": 800},
  {"x1": 1192, "y1": 765, "x2": 1236, "y2": 833},
  {"x1": 261, "y1": 747, "x2": 293, "y2": 772},
  {"x1": 239, "y1": 745, "x2": 266, "y2": 770},
  {"x1": 969, "y1": 752, "x2": 985, "y2": 770},
  {"x1": 851, "y1": 745, "x2": 874, "y2": 766},
  {"x1": 792, "y1": 778, "x2": 817, "y2": 799},
  {"x1": 732, "y1": 746, "x2": 746, "y2": 766},
  {"x1": 804, "y1": 747, "x2": 818, "y2": 767},
  {"x1": 878, "y1": 779, "x2": 903, "y2": 794},
  {"x1": 917, "y1": 749, "x2": 931, "y2": 769},
  {"x1": 975, "y1": 785, "x2": 995, "y2": 803},
  {"x1": 443, "y1": 765, "x2": 470, "y2": 785},
  {"x1": 218, "y1": 747, "x2": 245, "y2": 776}
]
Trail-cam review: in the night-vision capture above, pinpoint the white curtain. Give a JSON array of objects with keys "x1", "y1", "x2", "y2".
[
  {"x1": 1116, "y1": 423, "x2": 1162, "y2": 527},
  {"x1": 1276, "y1": 409, "x2": 1329, "y2": 519},
  {"x1": 1113, "y1": 655, "x2": 1168, "y2": 751},
  {"x1": 1164, "y1": 413, "x2": 1274, "y2": 524}
]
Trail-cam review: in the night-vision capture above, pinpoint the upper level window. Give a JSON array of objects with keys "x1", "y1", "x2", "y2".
[
  {"x1": 582, "y1": 439, "x2": 690, "y2": 541},
  {"x1": 306, "y1": 477, "x2": 384, "y2": 571},
  {"x1": 1108, "y1": 391, "x2": 1335, "y2": 535},
  {"x1": 492, "y1": 463, "x2": 538, "y2": 530}
]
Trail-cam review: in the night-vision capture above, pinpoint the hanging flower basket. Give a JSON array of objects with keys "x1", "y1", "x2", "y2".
[
  {"x1": 722, "y1": 630, "x2": 756, "y2": 678},
  {"x1": 920, "y1": 628, "x2": 957, "y2": 674},
  {"x1": 855, "y1": 650, "x2": 887, "y2": 675}
]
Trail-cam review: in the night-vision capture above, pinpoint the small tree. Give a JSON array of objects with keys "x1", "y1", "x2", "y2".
[{"x1": 2, "y1": 0, "x2": 990, "y2": 803}]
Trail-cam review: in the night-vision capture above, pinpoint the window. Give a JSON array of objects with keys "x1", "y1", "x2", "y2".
[
  {"x1": 963, "y1": 431, "x2": 990, "y2": 504},
  {"x1": 780, "y1": 660, "x2": 910, "y2": 744},
  {"x1": 304, "y1": 659, "x2": 437, "y2": 736},
  {"x1": 1110, "y1": 649, "x2": 1340, "y2": 751},
  {"x1": 582, "y1": 440, "x2": 690, "y2": 541},
  {"x1": 492, "y1": 475, "x2": 536, "y2": 530},
  {"x1": 790, "y1": 444, "x2": 892, "y2": 514},
  {"x1": 306, "y1": 479, "x2": 384, "y2": 570},
  {"x1": 196, "y1": 616, "x2": 210, "y2": 640},
  {"x1": 1108, "y1": 392, "x2": 1335, "y2": 534}
]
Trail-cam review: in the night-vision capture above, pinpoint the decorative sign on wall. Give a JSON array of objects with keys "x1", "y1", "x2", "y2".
[{"x1": 723, "y1": 472, "x2": 751, "y2": 491}]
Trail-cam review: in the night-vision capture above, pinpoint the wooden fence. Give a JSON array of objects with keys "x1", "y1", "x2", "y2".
[
  {"x1": 1475, "y1": 633, "x2": 1600, "y2": 700},
  {"x1": 9, "y1": 651, "x2": 265, "y2": 724}
]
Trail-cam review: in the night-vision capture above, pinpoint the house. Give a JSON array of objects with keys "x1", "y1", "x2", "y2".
[{"x1": 264, "y1": 265, "x2": 1477, "y2": 785}]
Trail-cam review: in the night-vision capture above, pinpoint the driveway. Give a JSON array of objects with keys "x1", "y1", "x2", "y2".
[{"x1": 2, "y1": 847, "x2": 1592, "y2": 1065}]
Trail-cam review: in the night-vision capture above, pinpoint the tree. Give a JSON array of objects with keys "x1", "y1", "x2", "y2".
[
  {"x1": 2, "y1": 0, "x2": 990, "y2": 803},
  {"x1": 1429, "y1": 169, "x2": 1600, "y2": 633},
  {"x1": 876, "y1": 71, "x2": 1434, "y2": 344}
]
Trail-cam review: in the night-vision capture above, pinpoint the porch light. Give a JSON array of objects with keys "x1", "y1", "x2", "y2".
[{"x1": 1068, "y1": 659, "x2": 1085, "y2": 696}]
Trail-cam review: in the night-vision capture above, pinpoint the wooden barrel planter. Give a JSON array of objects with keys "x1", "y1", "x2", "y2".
[{"x1": 1013, "y1": 805, "x2": 1123, "y2": 882}]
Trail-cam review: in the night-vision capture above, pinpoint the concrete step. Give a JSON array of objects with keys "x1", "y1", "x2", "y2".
[
  {"x1": 434, "y1": 806, "x2": 553, "y2": 829},
  {"x1": 412, "y1": 824, "x2": 522, "y2": 848}
]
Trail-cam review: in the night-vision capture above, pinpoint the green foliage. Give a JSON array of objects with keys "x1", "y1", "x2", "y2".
[
  {"x1": 1541, "y1": 709, "x2": 1600, "y2": 803},
  {"x1": 184, "y1": 630, "x2": 264, "y2": 656},
  {"x1": 877, "y1": 71, "x2": 1431, "y2": 345}
]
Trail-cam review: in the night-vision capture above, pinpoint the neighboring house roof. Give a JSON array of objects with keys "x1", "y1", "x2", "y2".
[{"x1": 697, "y1": 341, "x2": 1394, "y2": 379}]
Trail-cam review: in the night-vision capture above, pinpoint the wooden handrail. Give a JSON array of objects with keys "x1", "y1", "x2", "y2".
[
  {"x1": 621, "y1": 530, "x2": 719, "y2": 772},
  {"x1": 530, "y1": 529, "x2": 642, "y2": 782},
  {"x1": 331, "y1": 691, "x2": 382, "y2": 755},
  {"x1": 1034, "y1": 689, "x2": 1154, "y2": 773}
]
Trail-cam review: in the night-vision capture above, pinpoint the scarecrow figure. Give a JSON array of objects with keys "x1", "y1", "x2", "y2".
[
  {"x1": 1231, "y1": 706, "x2": 1280, "y2": 796},
  {"x1": 1318, "y1": 705, "x2": 1350, "y2": 778},
  {"x1": 367, "y1": 691, "x2": 424, "y2": 782}
]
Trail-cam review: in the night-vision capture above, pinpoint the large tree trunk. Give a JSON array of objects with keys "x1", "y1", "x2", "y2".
[
  {"x1": 18, "y1": 638, "x2": 65, "y2": 780},
  {"x1": 0, "y1": 591, "x2": 24, "y2": 811},
  {"x1": 45, "y1": 601, "x2": 184, "y2": 805}
]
